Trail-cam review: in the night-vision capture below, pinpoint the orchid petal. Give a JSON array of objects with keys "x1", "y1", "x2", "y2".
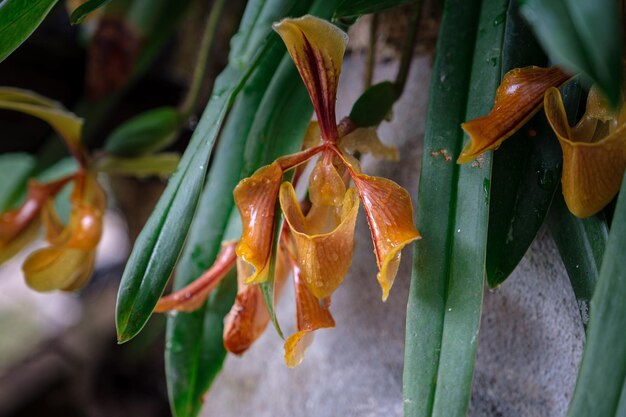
[
  {"x1": 279, "y1": 165, "x2": 359, "y2": 299},
  {"x1": 234, "y1": 162, "x2": 283, "y2": 284},
  {"x1": 351, "y1": 173, "x2": 421, "y2": 301},
  {"x1": 0, "y1": 88, "x2": 85, "y2": 164},
  {"x1": 154, "y1": 242, "x2": 237, "y2": 313},
  {"x1": 544, "y1": 87, "x2": 626, "y2": 217},
  {"x1": 284, "y1": 264, "x2": 335, "y2": 368},
  {"x1": 0, "y1": 177, "x2": 74, "y2": 264},
  {"x1": 458, "y1": 66, "x2": 570, "y2": 164},
  {"x1": 21, "y1": 173, "x2": 105, "y2": 292},
  {"x1": 223, "y1": 253, "x2": 289, "y2": 355},
  {"x1": 273, "y1": 15, "x2": 348, "y2": 142},
  {"x1": 340, "y1": 127, "x2": 399, "y2": 161},
  {"x1": 23, "y1": 247, "x2": 95, "y2": 292},
  {"x1": 234, "y1": 147, "x2": 324, "y2": 284}
]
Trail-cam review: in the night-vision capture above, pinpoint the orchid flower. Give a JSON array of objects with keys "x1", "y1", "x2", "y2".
[
  {"x1": 0, "y1": 88, "x2": 106, "y2": 291},
  {"x1": 234, "y1": 15, "x2": 419, "y2": 363},
  {"x1": 459, "y1": 66, "x2": 626, "y2": 217},
  {"x1": 156, "y1": 15, "x2": 420, "y2": 367}
]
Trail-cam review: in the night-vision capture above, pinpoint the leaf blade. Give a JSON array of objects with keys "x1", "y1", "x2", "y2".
[
  {"x1": 0, "y1": 0, "x2": 58, "y2": 63},
  {"x1": 566, "y1": 175, "x2": 626, "y2": 417},
  {"x1": 519, "y1": 0, "x2": 622, "y2": 106},
  {"x1": 403, "y1": 0, "x2": 508, "y2": 415}
]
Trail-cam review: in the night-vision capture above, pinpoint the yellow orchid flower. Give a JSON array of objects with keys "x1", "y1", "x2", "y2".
[
  {"x1": 155, "y1": 15, "x2": 420, "y2": 368},
  {"x1": 0, "y1": 87, "x2": 107, "y2": 291},
  {"x1": 22, "y1": 171, "x2": 106, "y2": 291},
  {"x1": 543, "y1": 87, "x2": 626, "y2": 217},
  {"x1": 459, "y1": 65, "x2": 626, "y2": 217}
]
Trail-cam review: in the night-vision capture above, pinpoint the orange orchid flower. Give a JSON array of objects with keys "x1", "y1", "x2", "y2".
[
  {"x1": 155, "y1": 15, "x2": 420, "y2": 367},
  {"x1": 0, "y1": 87, "x2": 107, "y2": 291},
  {"x1": 235, "y1": 15, "x2": 420, "y2": 363},
  {"x1": 459, "y1": 66, "x2": 626, "y2": 217}
]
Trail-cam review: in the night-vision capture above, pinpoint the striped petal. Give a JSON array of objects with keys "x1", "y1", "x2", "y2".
[
  {"x1": 351, "y1": 173, "x2": 421, "y2": 301},
  {"x1": 223, "y1": 251, "x2": 289, "y2": 355},
  {"x1": 273, "y1": 15, "x2": 348, "y2": 142},
  {"x1": 234, "y1": 163, "x2": 283, "y2": 284},
  {"x1": 458, "y1": 67, "x2": 570, "y2": 163},
  {"x1": 284, "y1": 263, "x2": 335, "y2": 368},
  {"x1": 544, "y1": 87, "x2": 626, "y2": 217}
]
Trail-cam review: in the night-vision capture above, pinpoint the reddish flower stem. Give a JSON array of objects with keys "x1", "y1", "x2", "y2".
[{"x1": 154, "y1": 241, "x2": 237, "y2": 313}]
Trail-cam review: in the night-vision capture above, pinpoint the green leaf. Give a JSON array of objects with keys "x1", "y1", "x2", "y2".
[
  {"x1": 95, "y1": 153, "x2": 180, "y2": 179},
  {"x1": 164, "y1": 6, "x2": 294, "y2": 415},
  {"x1": 0, "y1": 0, "x2": 58, "y2": 63},
  {"x1": 333, "y1": 0, "x2": 413, "y2": 19},
  {"x1": 548, "y1": 189, "x2": 607, "y2": 326},
  {"x1": 566, "y1": 174, "x2": 626, "y2": 417},
  {"x1": 164, "y1": 1, "x2": 333, "y2": 414},
  {"x1": 0, "y1": 153, "x2": 35, "y2": 212},
  {"x1": 104, "y1": 107, "x2": 181, "y2": 157},
  {"x1": 349, "y1": 81, "x2": 397, "y2": 127},
  {"x1": 519, "y1": 0, "x2": 622, "y2": 107},
  {"x1": 70, "y1": 0, "x2": 110, "y2": 24},
  {"x1": 403, "y1": 0, "x2": 508, "y2": 415},
  {"x1": 165, "y1": 269, "x2": 237, "y2": 417},
  {"x1": 115, "y1": 41, "x2": 274, "y2": 343},
  {"x1": 260, "y1": 207, "x2": 286, "y2": 339},
  {"x1": 485, "y1": 3, "x2": 583, "y2": 287}
]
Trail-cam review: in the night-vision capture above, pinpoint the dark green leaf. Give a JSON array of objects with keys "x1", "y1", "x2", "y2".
[
  {"x1": 115, "y1": 43, "x2": 273, "y2": 343},
  {"x1": 566, "y1": 175, "x2": 626, "y2": 417},
  {"x1": 403, "y1": 0, "x2": 508, "y2": 415},
  {"x1": 164, "y1": 1, "x2": 332, "y2": 414},
  {"x1": 164, "y1": 5, "x2": 294, "y2": 413},
  {"x1": 104, "y1": 107, "x2": 181, "y2": 157},
  {"x1": 334, "y1": 0, "x2": 412, "y2": 19},
  {"x1": 0, "y1": 153, "x2": 35, "y2": 211},
  {"x1": 548, "y1": 189, "x2": 607, "y2": 326},
  {"x1": 349, "y1": 81, "x2": 396, "y2": 127},
  {"x1": 165, "y1": 270, "x2": 237, "y2": 417},
  {"x1": 485, "y1": 4, "x2": 583, "y2": 287},
  {"x1": 70, "y1": 0, "x2": 110, "y2": 24},
  {"x1": 519, "y1": 0, "x2": 622, "y2": 107},
  {"x1": 0, "y1": 0, "x2": 58, "y2": 63},
  {"x1": 95, "y1": 153, "x2": 180, "y2": 179}
]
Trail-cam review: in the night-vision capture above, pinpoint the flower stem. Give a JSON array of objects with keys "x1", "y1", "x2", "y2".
[
  {"x1": 180, "y1": 0, "x2": 227, "y2": 120},
  {"x1": 394, "y1": 1, "x2": 423, "y2": 97}
]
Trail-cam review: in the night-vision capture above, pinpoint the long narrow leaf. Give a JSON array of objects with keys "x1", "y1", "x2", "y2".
[
  {"x1": 333, "y1": 0, "x2": 413, "y2": 19},
  {"x1": 0, "y1": 0, "x2": 58, "y2": 63},
  {"x1": 519, "y1": 0, "x2": 622, "y2": 107},
  {"x1": 115, "y1": 26, "x2": 277, "y2": 344},
  {"x1": 404, "y1": 0, "x2": 509, "y2": 415},
  {"x1": 485, "y1": 3, "x2": 582, "y2": 286},
  {"x1": 566, "y1": 175, "x2": 626, "y2": 417},
  {"x1": 164, "y1": 3, "x2": 302, "y2": 415},
  {"x1": 164, "y1": 0, "x2": 324, "y2": 415},
  {"x1": 548, "y1": 190, "x2": 607, "y2": 326},
  {"x1": 70, "y1": 0, "x2": 110, "y2": 24}
]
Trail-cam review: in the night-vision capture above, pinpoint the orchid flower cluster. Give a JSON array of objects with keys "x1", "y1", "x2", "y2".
[
  {"x1": 459, "y1": 66, "x2": 626, "y2": 218},
  {"x1": 0, "y1": 88, "x2": 106, "y2": 291},
  {"x1": 156, "y1": 15, "x2": 420, "y2": 367}
]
